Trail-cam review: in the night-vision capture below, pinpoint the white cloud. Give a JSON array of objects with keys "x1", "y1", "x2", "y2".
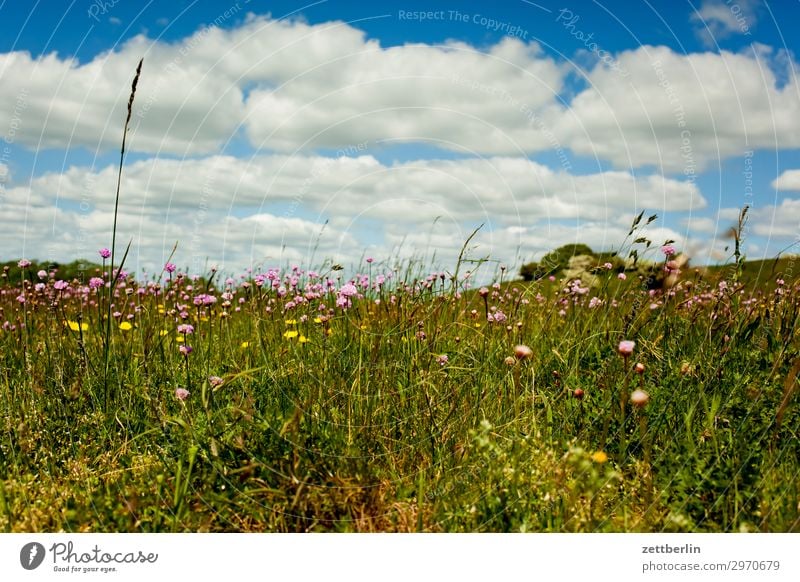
[
  {"x1": 556, "y1": 44, "x2": 800, "y2": 171},
  {"x1": 691, "y1": 0, "x2": 757, "y2": 47},
  {"x1": 681, "y1": 216, "x2": 718, "y2": 234},
  {"x1": 772, "y1": 169, "x2": 800, "y2": 191},
  {"x1": 3, "y1": 152, "x2": 703, "y2": 272},
  {"x1": 11, "y1": 154, "x2": 704, "y2": 226},
  {"x1": 0, "y1": 14, "x2": 798, "y2": 172},
  {"x1": 744, "y1": 198, "x2": 800, "y2": 238}
]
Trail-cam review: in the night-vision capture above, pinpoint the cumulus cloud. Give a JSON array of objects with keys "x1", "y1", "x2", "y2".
[
  {"x1": 9, "y1": 153, "x2": 704, "y2": 225},
  {"x1": 742, "y1": 198, "x2": 800, "y2": 238},
  {"x1": 0, "y1": 13, "x2": 797, "y2": 173},
  {"x1": 2, "y1": 151, "x2": 702, "y2": 272},
  {"x1": 681, "y1": 216, "x2": 719, "y2": 234},
  {"x1": 772, "y1": 169, "x2": 800, "y2": 191},
  {"x1": 691, "y1": 0, "x2": 757, "y2": 47},
  {"x1": 556, "y1": 44, "x2": 800, "y2": 172}
]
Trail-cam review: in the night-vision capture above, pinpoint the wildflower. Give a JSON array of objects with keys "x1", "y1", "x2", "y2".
[
  {"x1": 339, "y1": 283, "x2": 358, "y2": 297},
  {"x1": 436, "y1": 354, "x2": 449, "y2": 367},
  {"x1": 67, "y1": 320, "x2": 88, "y2": 332},
  {"x1": 18, "y1": 259, "x2": 31, "y2": 268},
  {"x1": 208, "y1": 376, "x2": 224, "y2": 388},
  {"x1": 514, "y1": 344, "x2": 533, "y2": 360},
  {"x1": 240, "y1": 341, "x2": 250, "y2": 348},
  {"x1": 98, "y1": 248, "x2": 111, "y2": 259},
  {"x1": 119, "y1": 321, "x2": 133, "y2": 331},
  {"x1": 165, "y1": 262, "x2": 176, "y2": 273},
  {"x1": 504, "y1": 356, "x2": 516, "y2": 366},
  {"x1": 634, "y1": 362, "x2": 645, "y2": 374},
  {"x1": 283, "y1": 330, "x2": 299, "y2": 339},
  {"x1": 54, "y1": 280, "x2": 68, "y2": 290},
  {"x1": 366, "y1": 257, "x2": 374, "y2": 264},
  {"x1": 175, "y1": 388, "x2": 190, "y2": 401},
  {"x1": 299, "y1": 335, "x2": 309, "y2": 344},
  {"x1": 603, "y1": 262, "x2": 613, "y2": 270},
  {"x1": 661, "y1": 245, "x2": 676, "y2": 257},
  {"x1": 573, "y1": 388, "x2": 585, "y2": 400},
  {"x1": 159, "y1": 330, "x2": 169, "y2": 336},
  {"x1": 630, "y1": 389, "x2": 650, "y2": 408},
  {"x1": 479, "y1": 287, "x2": 489, "y2": 297},
  {"x1": 179, "y1": 345, "x2": 193, "y2": 356},
  {"x1": 591, "y1": 451, "x2": 608, "y2": 464},
  {"x1": 89, "y1": 277, "x2": 104, "y2": 289},
  {"x1": 37, "y1": 269, "x2": 47, "y2": 279},
  {"x1": 617, "y1": 272, "x2": 627, "y2": 280},
  {"x1": 618, "y1": 340, "x2": 635, "y2": 357},
  {"x1": 177, "y1": 324, "x2": 194, "y2": 335}
]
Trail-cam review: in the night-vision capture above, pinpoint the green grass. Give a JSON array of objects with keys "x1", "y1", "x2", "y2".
[{"x1": 0, "y1": 254, "x2": 798, "y2": 532}]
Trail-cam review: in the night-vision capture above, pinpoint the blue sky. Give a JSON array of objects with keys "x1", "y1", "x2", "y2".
[{"x1": 1, "y1": 0, "x2": 799, "y2": 276}]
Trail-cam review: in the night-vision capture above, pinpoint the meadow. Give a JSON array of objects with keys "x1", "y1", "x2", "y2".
[
  {"x1": 1, "y1": 65, "x2": 797, "y2": 534},
  {"x1": 0, "y1": 232, "x2": 798, "y2": 532}
]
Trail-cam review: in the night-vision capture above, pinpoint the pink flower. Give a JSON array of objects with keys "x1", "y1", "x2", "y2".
[
  {"x1": 618, "y1": 340, "x2": 635, "y2": 357},
  {"x1": 18, "y1": 259, "x2": 31, "y2": 268},
  {"x1": 366, "y1": 257, "x2": 374, "y2": 264},
  {"x1": 89, "y1": 277, "x2": 104, "y2": 289},
  {"x1": 436, "y1": 354, "x2": 449, "y2": 367},
  {"x1": 514, "y1": 344, "x2": 533, "y2": 360},
  {"x1": 208, "y1": 376, "x2": 224, "y2": 388},
  {"x1": 339, "y1": 283, "x2": 358, "y2": 298},
  {"x1": 635, "y1": 362, "x2": 645, "y2": 374},
  {"x1": 617, "y1": 273, "x2": 627, "y2": 280},
  {"x1": 165, "y1": 262, "x2": 176, "y2": 273},
  {"x1": 179, "y1": 345, "x2": 193, "y2": 356},
  {"x1": 37, "y1": 270, "x2": 48, "y2": 279},
  {"x1": 177, "y1": 324, "x2": 194, "y2": 335},
  {"x1": 661, "y1": 245, "x2": 676, "y2": 257},
  {"x1": 630, "y1": 389, "x2": 650, "y2": 408},
  {"x1": 175, "y1": 388, "x2": 190, "y2": 401},
  {"x1": 98, "y1": 248, "x2": 111, "y2": 259}
]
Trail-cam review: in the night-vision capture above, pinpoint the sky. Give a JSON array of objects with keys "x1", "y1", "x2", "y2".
[{"x1": 1, "y1": 0, "x2": 800, "y2": 278}]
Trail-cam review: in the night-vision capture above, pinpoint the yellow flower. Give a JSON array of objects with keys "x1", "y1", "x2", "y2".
[
  {"x1": 200, "y1": 316, "x2": 209, "y2": 322},
  {"x1": 283, "y1": 330, "x2": 299, "y2": 339},
  {"x1": 359, "y1": 324, "x2": 367, "y2": 331},
  {"x1": 313, "y1": 317, "x2": 322, "y2": 324},
  {"x1": 240, "y1": 341, "x2": 250, "y2": 348},
  {"x1": 299, "y1": 335, "x2": 309, "y2": 344},
  {"x1": 591, "y1": 451, "x2": 608, "y2": 464},
  {"x1": 285, "y1": 319, "x2": 297, "y2": 325},
  {"x1": 119, "y1": 322, "x2": 133, "y2": 331},
  {"x1": 474, "y1": 323, "x2": 481, "y2": 328},
  {"x1": 67, "y1": 320, "x2": 88, "y2": 332},
  {"x1": 176, "y1": 335, "x2": 185, "y2": 343},
  {"x1": 159, "y1": 329, "x2": 169, "y2": 336},
  {"x1": 157, "y1": 306, "x2": 165, "y2": 314}
]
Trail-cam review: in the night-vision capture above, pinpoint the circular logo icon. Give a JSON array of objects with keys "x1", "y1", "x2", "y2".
[{"x1": 20, "y1": 542, "x2": 46, "y2": 570}]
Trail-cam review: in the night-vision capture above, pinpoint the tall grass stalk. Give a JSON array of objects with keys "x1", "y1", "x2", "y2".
[{"x1": 103, "y1": 58, "x2": 143, "y2": 410}]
